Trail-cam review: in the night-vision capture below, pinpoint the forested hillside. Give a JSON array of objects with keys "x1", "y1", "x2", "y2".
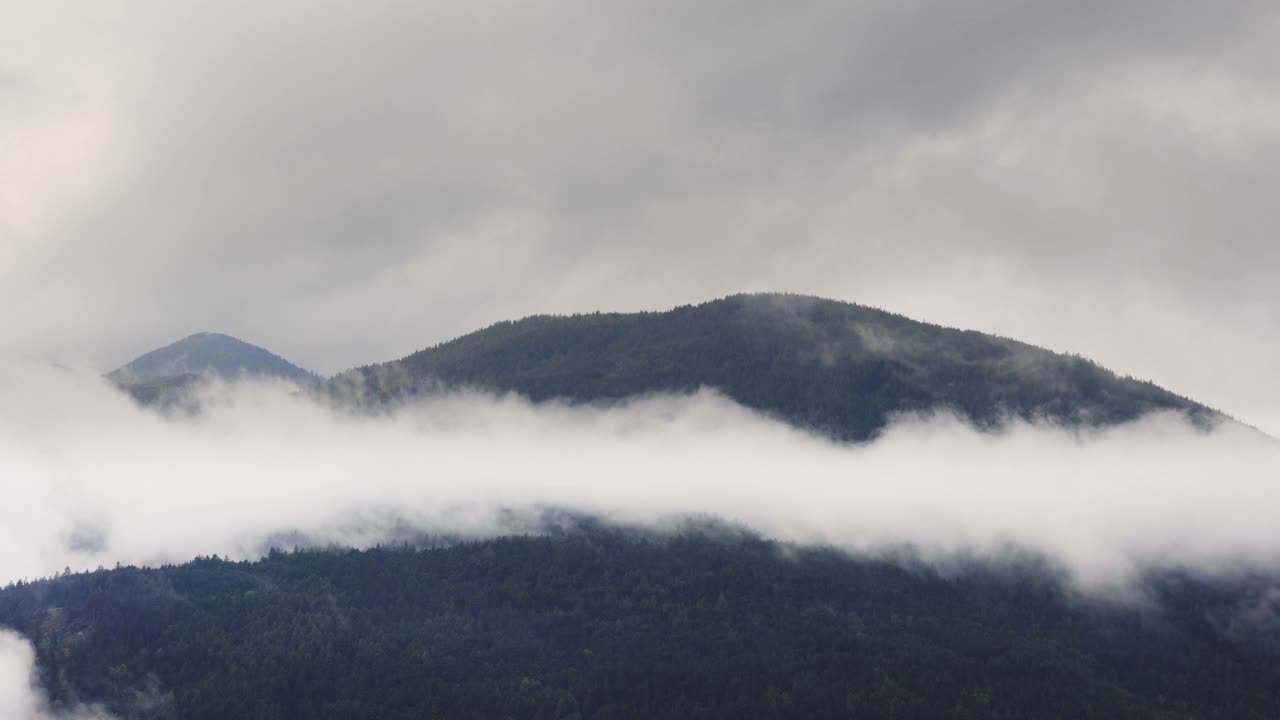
[
  {"x1": 336, "y1": 294, "x2": 1215, "y2": 440},
  {"x1": 3, "y1": 528, "x2": 1278, "y2": 720}
]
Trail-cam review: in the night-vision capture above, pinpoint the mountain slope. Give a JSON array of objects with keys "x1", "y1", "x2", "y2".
[
  {"x1": 109, "y1": 332, "x2": 319, "y2": 387},
  {"x1": 4, "y1": 529, "x2": 1278, "y2": 719},
  {"x1": 337, "y1": 293, "x2": 1215, "y2": 440}
]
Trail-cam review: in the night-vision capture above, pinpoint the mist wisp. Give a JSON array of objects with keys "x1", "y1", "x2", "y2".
[{"x1": 0, "y1": 630, "x2": 109, "y2": 720}]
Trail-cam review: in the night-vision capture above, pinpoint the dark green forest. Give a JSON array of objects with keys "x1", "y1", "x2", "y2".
[
  {"x1": 335, "y1": 294, "x2": 1215, "y2": 440},
  {"x1": 4, "y1": 527, "x2": 1278, "y2": 719}
]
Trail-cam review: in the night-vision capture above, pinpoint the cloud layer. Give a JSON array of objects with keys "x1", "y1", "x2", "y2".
[
  {"x1": 1, "y1": 1, "x2": 1278, "y2": 430},
  {"x1": 2, "y1": 365, "x2": 1276, "y2": 594}
]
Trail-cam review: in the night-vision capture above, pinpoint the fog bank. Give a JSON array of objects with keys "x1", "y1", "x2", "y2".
[{"x1": 0, "y1": 362, "x2": 1276, "y2": 594}]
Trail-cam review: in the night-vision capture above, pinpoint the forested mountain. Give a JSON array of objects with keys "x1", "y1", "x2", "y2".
[
  {"x1": 335, "y1": 293, "x2": 1216, "y2": 440},
  {"x1": 112, "y1": 295, "x2": 1219, "y2": 439},
  {"x1": 108, "y1": 332, "x2": 318, "y2": 401},
  {"x1": 12, "y1": 297, "x2": 1261, "y2": 718},
  {"x1": 4, "y1": 528, "x2": 1279, "y2": 720}
]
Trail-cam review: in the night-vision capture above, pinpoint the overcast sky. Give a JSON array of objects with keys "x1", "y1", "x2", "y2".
[{"x1": 2, "y1": 1, "x2": 1278, "y2": 432}]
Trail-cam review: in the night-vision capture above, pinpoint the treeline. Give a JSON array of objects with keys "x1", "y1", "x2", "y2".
[{"x1": 2, "y1": 527, "x2": 1277, "y2": 719}]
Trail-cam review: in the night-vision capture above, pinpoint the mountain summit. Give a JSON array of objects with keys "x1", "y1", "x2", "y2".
[
  {"x1": 109, "y1": 332, "x2": 318, "y2": 387},
  {"x1": 338, "y1": 293, "x2": 1217, "y2": 440}
]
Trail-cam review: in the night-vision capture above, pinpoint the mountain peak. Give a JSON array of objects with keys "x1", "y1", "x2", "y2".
[{"x1": 109, "y1": 332, "x2": 318, "y2": 386}]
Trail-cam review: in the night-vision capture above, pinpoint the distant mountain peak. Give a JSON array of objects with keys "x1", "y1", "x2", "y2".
[{"x1": 108, "y1": 332, "x2": 319, "y2": 387}]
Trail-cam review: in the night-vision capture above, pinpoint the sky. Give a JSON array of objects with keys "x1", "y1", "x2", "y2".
[{"x1": 1, "y1": 0, "x2": 1278, "y2": 432}]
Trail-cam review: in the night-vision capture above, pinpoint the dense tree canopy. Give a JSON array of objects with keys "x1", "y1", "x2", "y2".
[{"x1": 3, "y1": 528, "x2": 1277, "y2": 719}]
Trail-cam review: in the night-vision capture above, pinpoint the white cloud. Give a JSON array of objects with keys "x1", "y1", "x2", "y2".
[
  {"x1": 1, "y1": 365, "x2": 1276, "y2": 593},
  {"x1": 0, "y1": 630, "x2": 110, "y2": 720}
]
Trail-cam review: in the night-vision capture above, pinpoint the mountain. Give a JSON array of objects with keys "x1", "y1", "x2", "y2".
[
  {"x1": 7, "y1": 298, "x2": 1262, "y2": 719},
  {"x1": 4, "y1": 527, "x2": 1278, "y2": 719},
  {"x1": 335, "y1": 293, "x2": 1217, "y2": 440},
  {"x1": 109, "y1": 332, "x2": 319, "y2": 393}
]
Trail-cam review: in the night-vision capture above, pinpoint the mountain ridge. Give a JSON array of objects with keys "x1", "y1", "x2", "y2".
[
  {"x1": 108, "y1": 294, "x2": 1223, "y2": 439},
  {"x1": 332, "y1": 292, "x2": 1218, "y2": 440}
]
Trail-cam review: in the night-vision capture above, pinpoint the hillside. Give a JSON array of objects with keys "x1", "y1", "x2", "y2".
[
  {"x1": 336, "y1": 293, "x2": 1215, "y2": 440},
  {"x1": 3, "y1": 528, "x2": 1278, "y2": 719},
  {"x1": 109, "y1": 332, "x2": 319, "y2": 395}
]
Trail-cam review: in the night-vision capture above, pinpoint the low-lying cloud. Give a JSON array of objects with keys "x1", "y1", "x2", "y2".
[
  {"x1": 4, "y1": 361, "x2": 1280, "y2": 717},
  {"x1": 1, "y1": 362, "x2": 1277, "y2": 594},
  {"x1": 0, "y1": 630, "x2": 108, "y2": 720}
]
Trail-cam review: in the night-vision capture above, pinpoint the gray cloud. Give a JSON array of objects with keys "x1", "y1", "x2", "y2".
[{"x1": 1, "y1": 1, "x2": 1278, "y2": 431}]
